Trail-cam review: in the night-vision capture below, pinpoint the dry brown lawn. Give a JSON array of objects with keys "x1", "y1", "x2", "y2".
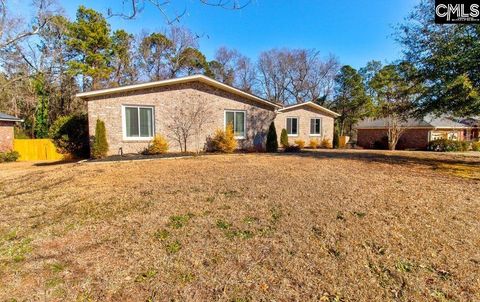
[{"x1": 0, "y1": 150, "x2": 479, "y2": 302}]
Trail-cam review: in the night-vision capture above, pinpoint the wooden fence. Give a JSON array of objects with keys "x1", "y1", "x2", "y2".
[{"x1": 13, "y1": 139, "x2": 68, "y2": 161}]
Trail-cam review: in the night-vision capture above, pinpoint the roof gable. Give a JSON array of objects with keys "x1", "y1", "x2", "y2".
[
  {"x1": 278, "y1": 101, "x2": 340, "y2": 117},
  {"x1": 356, "y1": 116, "x2": 469, "y2": 129},
  {"x1": 76, "y1": 75, "x2": 282, "y2": 109},
  {"x1": 0, "y1": 112, "x2": 23, "y2": 122}
]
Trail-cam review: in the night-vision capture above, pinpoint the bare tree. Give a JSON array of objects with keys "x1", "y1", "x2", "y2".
[
  {"x1": 257, "y1": 48, "x2": 339, "y2": 105},
  {"x1": 165, "y1": 26, "x2": 199, "y2": 78},
  {"x1": 165, "y1": 99, "x2": 213, "y2": 153},
  {"x1": 108, "y1": 0, "x2": 251, "y2": 23},
  {"x1": 235, "y1": 55, "x2": 256, "y2": 93},
  {"x1": 0, "y1": 0, "x2": 57, "y2": 51}
]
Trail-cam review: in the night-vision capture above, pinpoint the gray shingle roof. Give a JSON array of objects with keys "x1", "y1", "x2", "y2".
[
  {"x1": 356, "y1": 115, "x2": 468, "y2": 129},
  {"x1": 0, "y1": 112, "x2": 22, "y2": 122}
]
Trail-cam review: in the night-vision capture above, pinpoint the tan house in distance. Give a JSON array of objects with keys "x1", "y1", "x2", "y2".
[{"x1": 76, "y1": 75, "x2": 339, "y2": 155}]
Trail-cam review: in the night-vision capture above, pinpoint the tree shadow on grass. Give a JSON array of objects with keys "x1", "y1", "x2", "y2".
[
  {"x1": 34, "y1": 160, "x2": 80, "y2": 167},
  {"x1": 272, "y1": 149, "x2": 480, "y2": 169}
]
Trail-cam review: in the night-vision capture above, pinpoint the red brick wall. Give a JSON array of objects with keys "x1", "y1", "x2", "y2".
[
  {"x1": 0, "y1": 121, "x2": 15, "y2": 152},
  {"x1": 357, "y1": 128, "x2": 431, "y2": 150}
]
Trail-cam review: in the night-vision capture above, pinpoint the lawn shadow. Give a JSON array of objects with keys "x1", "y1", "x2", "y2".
[
  {"x1": 273, "y1": 149, "x2": 480, "y2": 169},
  {"x1": 34, "y1": 160, "x2": 80, "y2": 167}
]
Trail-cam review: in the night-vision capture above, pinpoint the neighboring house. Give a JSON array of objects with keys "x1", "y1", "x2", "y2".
[
  {"x1": 355, "y1": 116, "x2": 477, "y2": 150},
  {"x1": 0, "y1": 112, "x2": 22, "y2": 152},
  {"x1": 274, "y1": 102, "x2": 339, "y2": 145},
  {"x1": 76, "y1": 75, "x2": 339, "y2": 155}
]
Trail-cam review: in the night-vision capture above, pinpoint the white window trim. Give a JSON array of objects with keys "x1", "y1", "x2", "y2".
[
  {"x1": 286, "y1": 117, "x2": 299, "y2": 137},
  {"x1": 310, "y1": 117, "x2": 322, "y2": 137},
  {"x1": 224, "y1": 110, "x2": 247, "y2": 139},
  {"x1": 122, "y1": 105, "x2": 155, "y2": 141}
]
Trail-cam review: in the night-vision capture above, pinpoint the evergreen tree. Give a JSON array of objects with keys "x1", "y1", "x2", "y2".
[
  {"x1": 280, "y1": 129, "x2": 289, "y2": 148},
  {"x1": 33, "y1": 75, "x2": 49, "y2": 138},
  {"x1": 266, "y1": 122, "x2": 278, "y2": 152},
  {"x1": 331, "y1": 65, "x2": 373, "y2": 136},
  {"x1": 66, "y1": 6, "x2": 113, "y2": 90},
  {"x1": 397, "y1": 0, "x2": 480, "y2": 116},
  {"x1": 92, "y1": 119, "x2": 109, "y2": 158}
]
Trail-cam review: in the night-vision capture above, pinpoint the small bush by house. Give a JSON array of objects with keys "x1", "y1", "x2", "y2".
[
  {"x1": 92, "y1": 119, "x2": 109, "y2": 159},
  {"x1": 210, "y1": 123, "x2": 237, "y2": 153},
  {"x1": 320, "y1": 138, "x2": 332, "y2": 149},
  {"x1": 266, "y1": 122, "x2": 278, "y2": 153},
  {"x1": 427, "y1": 139, "x2": 469, "y2": 152},
  {"x1": 49, "y1": 113, "x2": 89, "y2": 158},
  {"x1": 294, "y1": 139, "x2": 305, "y2": 149},
  {"x1": 472, "y1": 141, "x2": 480, "y2": 151},
  {"x1": 280, "y1": 129, "x2": 289, "y2": 148},
  {"x1": 145, "y1": 135, "x2": 169, "y2": 154},
  {"x1": 309, "y1": 139, "x2": 320, "y2": 149},
  {"x1": 0, "y1": 151, "x2": 19, "y2": 163}
]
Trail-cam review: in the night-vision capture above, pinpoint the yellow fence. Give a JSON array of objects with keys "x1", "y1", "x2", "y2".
[{"x1": 13, "y1": 139, "x2": 67, "y2": 161}]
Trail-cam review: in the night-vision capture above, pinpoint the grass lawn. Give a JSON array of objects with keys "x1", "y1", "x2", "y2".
[{"x1": 0, "y1": 150, "x2": 479, "y2": 301}]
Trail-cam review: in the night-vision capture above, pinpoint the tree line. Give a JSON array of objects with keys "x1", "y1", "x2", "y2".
[{"x1": 0, "y1": 0, "x2": 478, "y2": 150}]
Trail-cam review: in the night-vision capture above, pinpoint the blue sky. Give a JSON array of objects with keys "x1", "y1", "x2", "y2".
[{"x1": 18, "y1": 0, "x2": 419, "y2": 69}]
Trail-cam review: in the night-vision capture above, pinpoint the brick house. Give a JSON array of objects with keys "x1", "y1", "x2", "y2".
[
  {"x1": 76, "y1": 75, "x2": 340, "y2": 155},
  {"x1": 355, "y1": 116, "x2": 477, "y2": 150},
  {"x1": 0, "y1": 112, "x2": 22, "y2": 152}
]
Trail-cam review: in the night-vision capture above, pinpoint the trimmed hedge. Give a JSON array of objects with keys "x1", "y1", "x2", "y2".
[
  {"x1": 427, "y1": 139, "x2": 469, "y2": 152},
  {"x1": 92, "y1": 119, "x2": 109, "y2": 159},
  {"x1": 280, "y1": 129, "x2": 289, "y2": 148}
]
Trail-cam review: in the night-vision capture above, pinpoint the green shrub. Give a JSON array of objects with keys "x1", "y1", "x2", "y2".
[
  {"x1": 91, "y1": 119, "x2": 109, "y2": 159},
  {"x1": 280, "y1": 128, "x2": 289, "y2": 147},
  {"x1": 427, "y1": 139, "x2": 469, "y2": 152},
  {"x1": 49, "y1": 113, "x2": 89, "y2": 158},
  {"x1": 0, "y1": 151, "x2": 20, "y2": 163},
  {"x1": 266, "y1": 122, "x2": 278, "y2": 153},
  {"x1": 472, "y1": 141, "x2": 480, "y2": 151},
  {"x1": 145, "y1": 134, "x2": 169, "y2": 154},
  {"x1": 210, "y1": 123, "x2": 237, "y2": 153}
]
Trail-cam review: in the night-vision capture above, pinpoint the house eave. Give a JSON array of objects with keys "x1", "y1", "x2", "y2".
[
  {"x1": 76, "y1": 75, "x2": 283, "y2": 110},
  {"x1": 278, "y1": 101, "x2": 340, "y2": 117}
]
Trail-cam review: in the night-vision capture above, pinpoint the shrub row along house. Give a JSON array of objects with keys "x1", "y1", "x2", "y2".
[
  {"x1": 356, "y1": 116, "x2": 480, "y2": 150},
  {"x1": 76, "y1": 75, "x2": 340, "y2": 155}
]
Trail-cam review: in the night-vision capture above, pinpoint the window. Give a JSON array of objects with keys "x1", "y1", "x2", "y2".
[
  {"x1": 225, "y1": 110, "x2": 246, "y2": 138},
  {"x1": 286, "y1": 117, "x2": 298, "y2": 136},
  {"x1": 310, "y1": 118, "x2": 322, "y2": 136},
  {"x1": 123, "y1": 106, "x2": 154, "y2": 139}
]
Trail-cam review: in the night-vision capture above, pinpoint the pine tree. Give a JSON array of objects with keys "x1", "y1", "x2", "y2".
[
  {"x1": 266, "y1": 122, "x2": 278, "y2": 152},
  {"x1": 66, "y1": 6, "x2": 113, "y2": 90},
  {"x1": 280, "y1": 128, "x2": 289, "y2": 148},
  {"x1": 92, "y1": 119, "x2": 108, "y2": 158}
]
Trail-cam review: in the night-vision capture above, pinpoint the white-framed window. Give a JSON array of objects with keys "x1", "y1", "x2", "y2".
[
  {"x1": 122, "y1": 105, "x2": 154, "y2": 140},
  {"x1": 310, "y1": 118, "x2": 322, "y2": 136},
  {"x1": 224, "y1": 110, "x2": 246, "y2": 139},
  {"x1": 286, "y1": 117, "x2": 299, "y2": 136}
]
